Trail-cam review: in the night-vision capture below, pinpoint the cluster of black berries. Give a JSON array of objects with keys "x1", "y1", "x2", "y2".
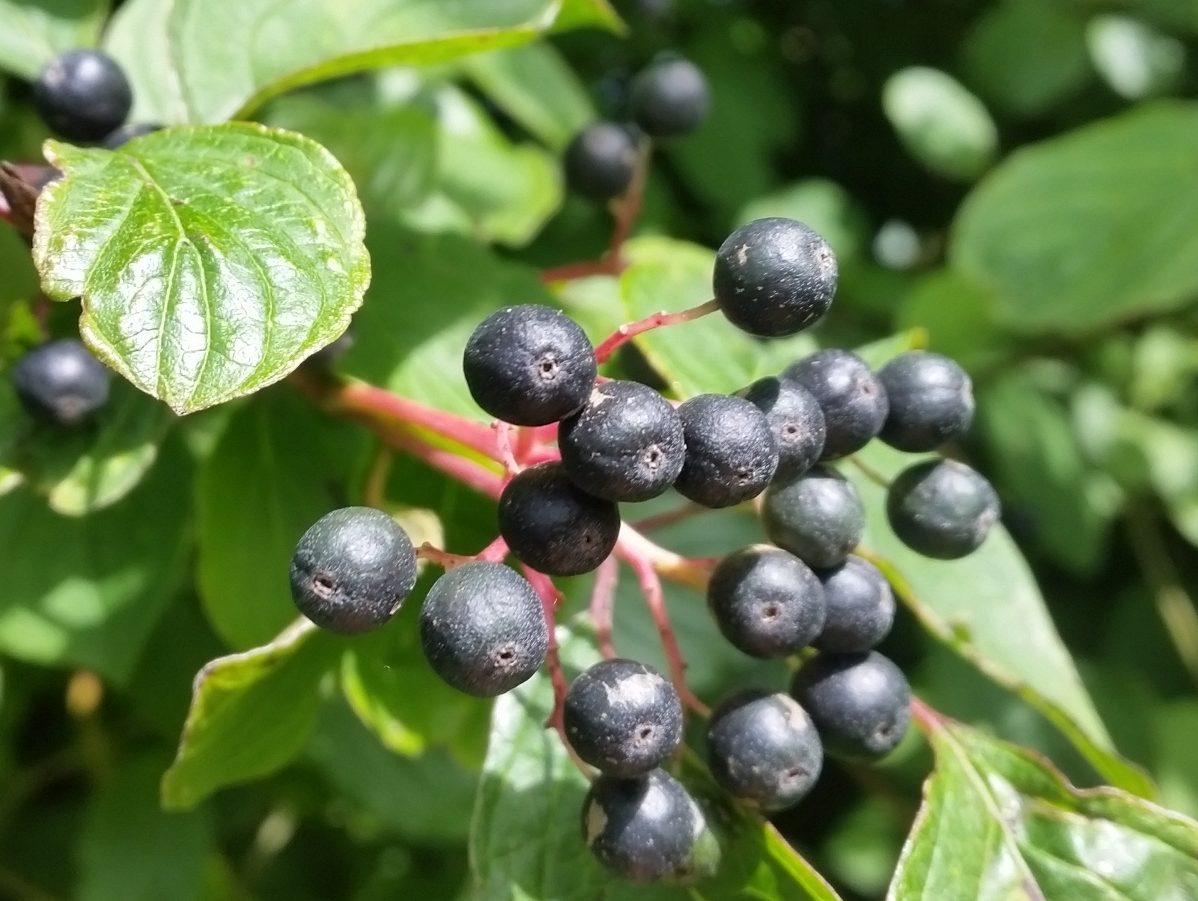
[
  {"x1": 564, "y1": 56, "x2": 709, "y2": 202},
  {"x1": 30, "y1": 48, "x2": 158, "y2": 147}
]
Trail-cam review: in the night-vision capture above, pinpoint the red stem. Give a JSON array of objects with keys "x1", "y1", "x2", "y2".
[
  {"x1": 368, "y1": 423, "x2": 503, "y2": 500},
  {"x1": 494, "y1": 421, "x2": 521, "y2": 475},
  {"x1": 475, "y1": 535, "x2": 510, "y2": 564},
  {"x1": 336, "y1": 382, "x2": 499, "y2": 461},
  {"x1": 541, "y1": 259, "x2": 623, "y2": 283},
  {"x1": 589, "y1": 557, "x2": 619, "y2": 659},
  {"x1": 520, "y1": 566, "x2": 583, "y2": 765},
  {"x1": 593, "y1": 298, "x2": 721, "y2": 365}
]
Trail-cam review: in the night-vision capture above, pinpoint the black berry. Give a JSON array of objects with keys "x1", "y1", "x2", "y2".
[
  {"x1": 674, "y1": 394, "x2": 778, "y2": 508},
  {"x1": 564, "y1": 659, "x2": 682, "y2": 776},
  {"x1": 103, "y1": 122, "x2": 163, "y2": 148},
  {"x1": 783, "y1": 350, "x2": 888, "y2": 459},
  {"x1": 629, "y1": 58, "x2": 709, "y2": 138},
  {"x1": 877, "y1": 351, "x2": 974, "y2": 452},
  {"x1": 886, "y1": 459, "x2": 1000, "y2": 559},
  {"x1": 713, "y1": 218, "x2": 838, "y2": 338},
  {"x1": 463, "y1": 305, "x2": 597, "y2": 426},
  {"x1": 559, "y1": 380, "x2": 685, "y2": 502},
  {"x1": 739, "y1": 376, "x2": 826, "y2": 478},
  {"x1": 791, "y1": 651, "x2": 910, "y2": 761},
  {"x1": 706, "y1": 690, "x2": 823, "y2": 811},
  {"x1": 564, "y1": 122, "x2": 638, "y2": 201},
  {"x1": 498, "y1": 462, "x2": 620, "y2": 575},
  {"x1": 814, "y1": 556, "x2": 896, "y2": 653},
  {"x1": 289, "y1": 507, "x2": 417, "y2": 635},
  {"x1": 33, "y1": 49, "x2": 133, "y2": 141},
  {"x1": 582, "y1": 768, "x2": 702, "y2": 882},
  {"x1": 419, "y1": 562, "x2": 548, "y2": 696},
  {"x1": 12, "y1": 339, "x2": 111, "y2": 426},
  {"x1": 761, "y1": 465, "x2": 864, "y2": 568},
  {"x1": 707, "y1": 545, "x2": 826, "y2": 658}
]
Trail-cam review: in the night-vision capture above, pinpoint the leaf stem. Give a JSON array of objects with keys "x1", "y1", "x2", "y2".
[
  {"x1": 589, "y1": 556, "x2": 619, "y2": 659},
  {"x1": 593, "y1": 298, "x2": 721, "y2": 365}
]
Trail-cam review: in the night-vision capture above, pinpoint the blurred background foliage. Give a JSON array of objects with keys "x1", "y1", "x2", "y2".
[{"x1": 2, "y1": 0, "x2": 1198, "y2": 899}]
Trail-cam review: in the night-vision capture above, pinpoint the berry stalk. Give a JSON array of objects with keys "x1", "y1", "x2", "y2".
[{"x1": 593, "y1": 299, "x2": 721, "y2": 365}]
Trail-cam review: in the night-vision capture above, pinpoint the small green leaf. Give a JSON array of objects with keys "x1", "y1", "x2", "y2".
[
  {"x1": 196, "y1": 391, "x2": 368, "y2": 649},
  {"x1": 882, "y1": 67, "x2": 998, "y2": 181},
  {"x1": 850, "y1": 442, "x2": 1153, "y2": 796},
  {"x1": 464, "y1": 43, "x2": 597, "y2": 150},
  {"x1": 162, "y1": 619, "x2": 337, "y2": 810},
  {"x1": 0, "y1": 439, "x2": 191, "y2": 683},
  {"x1": 78, "y1": 754, "x2": 213, "y2": 901},
  {"x1": 0, "y1": 0, "x2": 107, "y2": 80},
  {"x1": 104, "y1": 0, "x2": 614, "y2": 125},
  {"x1": 33, "y1": 124, "x2": 370, "y2": 414},
  {"x1": 470, "y1": 626, "x2": 839, "y2": 900},
  {"x1": 952, "y1": 102, "x2": 1198, "y2": 334},
  {"x1": 890, "y1": 709, "x2": 1198, "y2": 900}
]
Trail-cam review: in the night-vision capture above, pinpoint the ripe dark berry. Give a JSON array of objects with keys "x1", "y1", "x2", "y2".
[
  {"x1": 739, "y1": 377, "x2": 826, "y2": 478},
  {"x1": 707, "y1": 545, "x2": 826, "y2": 658},
  {"x1": 289, "y1": 507, "x2": 417, "y2": 635},
  {"x1": 706, "y1": 691, "x2": 823, "y2": 811},
  {"x1": 559, "y1": 380, "x2": 685, "y2": 502},
  {"x1": 419, "y1": 562, "x2": 549, "y2": 696},
  {"x1": 582, "y1": 768, "x2": 702, "y2": 882},
  {"x1": 783, "y1": 349, "x2": 888, "y2": 459},
  {"x1": 674, "y1": 394, "x2": 778, "y2": 508},
  {"x1": 877, "y1": 351, "x2": 974, "y2": 451},
  {"x1": 103, "y1": 122, "x2": 163, "y2": 149},
  {"x1": 564, "y1": 122, "x2": 638, "y2": 201},
  {"x1": 33, "y1": 49, "x2": 133, "y2": 141},
  {"x1": 814, "y1": 555, "x2": 896, "y2": 653},
  {"x1": 564, "y1": 659, "x2": 682, "y2": 776},
  {"x1": 712, "y1": 218, "x2": 838, "y2": 338},
  {"x1": 886, "y1": 459, "x2": 1000, "y2": 559},
  {"x1": 498, "y1": 462, "x2": 620, "y2": 575},
  {"x1": 761, "y1": 465, "x2": 864, "y2": 569},
  {"x1": 629, "y1": 58, "x2": 709, "y2": 138},
  {"x1": 791, "y1": 651, "x2": 910, "y2": 761},
  {"x1": 463, "y1": 305, "x2": 596, "y2": 426},
  {"x1": 11, "y1": 339, "x2": 111, "y2": 426}
]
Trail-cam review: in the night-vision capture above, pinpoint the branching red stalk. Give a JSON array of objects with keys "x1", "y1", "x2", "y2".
[
  {"x1": 360, "y1": 420, "x2": 504, "y2": 500},
  {"x1": 336, "y1": 381, "x2": 499, "y2": 461},
  {"x1": 615, "y1": 523, "x2": 714, "y2": 592},
  {"x1": 592, "y1": 298, "x2": 721, "y2": 365},
  {"x1": 589, "y1": 557, "x2": 619, "y2": 659},
  {"x1": 494, "y1": 421, "x2": 521, "y2": 475}
]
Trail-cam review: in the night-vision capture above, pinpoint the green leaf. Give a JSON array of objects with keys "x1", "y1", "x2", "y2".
[
  {"x1": 341, "y1": 226, "x2": 555, "y2": 417},
  {"x1": 962, "y1": 0, "x2": 1090, "y2": 117},
  {"x1": 33, "y1": 124, "x2": 369, "y2": 414},
  {"x1": 4, "y1": 377, "x2": 176, "y2": 516},
  {"x1": 104, "y1": 0, "x2": 611, "y2": 125},
  {"x1": 0, "y1": 438, "x2": 191, "y2": 683},
  {"x1": 162, "y1": 619, "x2": 337, "y2": 810},
  {"x1": 196, "y1": 390, "x2": 368, "y2": 649},
  {"x1": 0, "y1": 0, "x2": 107, "y2": 80},
  {"x1": 1087, "y1": 15, "x2": 1186, "y2": 100},
  {"x1": 470, "y1": 627, "x2": 840, "y2": 900},
  {"x1": 78, "y1": 754, "x2": 213, "y2": 901},
  {"x1": 890, "y1": 709, "x2": 1198, "y2": 900},
  {"x1": 736, "y1": 179, "x2": 872, "y2": 264},
  {"x1": 952, "y1": 102, "x2": 1198, "y2": 334},
  {"x1": 464, "y1": 43, "x2": 597, "y2": 150},
  {"x1": 882, "y1": 67, "x2": 998, "y2": 181},
  {"x1": 849, "y1": 442, "x2": 1153, "y2": 797},
  {"x1": 307, "y1": 699, "x2": 479, "y2": 843},
  {"x1": 895, "y1": 269, "x2": 1015, "y2": 371}
]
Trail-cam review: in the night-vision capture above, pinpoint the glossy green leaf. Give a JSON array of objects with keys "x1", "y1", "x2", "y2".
[
  {"x1": 103, "y1": 0, "x2": 617, "y2": 125},
  {"x1": 890, "y1": 710, "x2": 1198, "y2": 900},
  {"x1": 341, "y1": 226, "x2": 555, "y2": 417},
  {"x1": 162, "y1": 619, "x2": 337, "y2": 810},
  {"x1": 882, "y1": 67, "x2": 997, "y2": 181},
  {"x1": 470, "y1": 626, "x2": 840, "y2": 900},
  {"x1": 952, "y1": 102, "x2": 1198, "y2": 334},
  {"x1": 850, "y1": 441, "x2": 1153, "y2": 796},
  {"x1": 33, "y1": 124, "x2": 370, "y2": 414},
  {"x1": 196, "y1": 390, "x2": 368, "y2": 649},
  {"x1": 0, "y1": 438, "x2": 191, "y2": 683},
  {"x1": 78, "y1": 754, "x2": 213, "y2": 901},
  {"x1": 464, "y1": 42, "x2": 597, "y2": 150},
  {"x1": 0, "y1": 0, "x2": 107, "y2": 80}
]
